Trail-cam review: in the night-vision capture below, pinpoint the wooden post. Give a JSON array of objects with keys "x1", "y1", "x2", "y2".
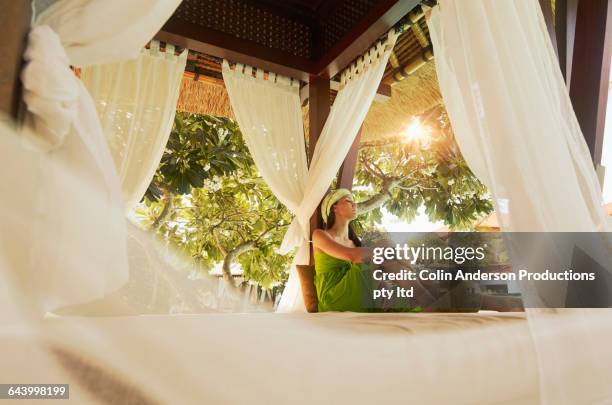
[
  {"x1": 307, "y1": 76, "x2": 330, "y2": 167},
  {"x1": 538, "y1": 0, "x2": 558, "y2": 57},
  {"x1": 569, "y1": 0, "x2": 612, "y2": 165},
  {"x1": 555, "y1": 0, "x2": 579, "y2": 84},
  {"x1": 307, "y1": 74, "x2": 330, "y2": 263},
  {"x1": 337, "y1": 127, "x2": 362, "y2": 190},
  {"x1": 0, "y1": 0, "x2": 31, "y2": 123}
]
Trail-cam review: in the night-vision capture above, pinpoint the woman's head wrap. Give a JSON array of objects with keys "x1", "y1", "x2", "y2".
[{"x1": 321, "y1": 188, "x2": 353, "y2": 224}]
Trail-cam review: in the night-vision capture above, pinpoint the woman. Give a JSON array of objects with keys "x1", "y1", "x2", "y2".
[
  {"x1": 312, "y1": 188, "x2": 428, "y2": 312},
  {"x1": 312, "y1": 189, "x2": 523, "y2": 313},
  {"x1": 311, "y1": 189, "x2": 366, "y2": 312}
]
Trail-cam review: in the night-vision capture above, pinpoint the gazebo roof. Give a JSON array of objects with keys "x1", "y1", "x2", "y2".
[
  {"x1": 170, "y1": 2, "x2": 443, "y2": 142},
  {"x1": 156, "y1": 0, "x2": 430, "y2": 79}
]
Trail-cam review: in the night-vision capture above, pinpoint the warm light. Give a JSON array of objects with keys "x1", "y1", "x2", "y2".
[{"x1": 401, "y1": 117, "x2": 430, "y2": 143}]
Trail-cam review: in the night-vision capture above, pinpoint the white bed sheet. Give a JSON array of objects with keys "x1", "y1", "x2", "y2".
[{"x1": 2, "y1": 311, "x2": 611, "y2": 404}]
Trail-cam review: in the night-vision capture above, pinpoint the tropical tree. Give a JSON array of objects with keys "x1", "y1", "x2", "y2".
[
  {"x1": 141, "y1": 114, "x2": 252, "y2": 228},
  {"x1": 135, "y1": 113, "x2": 292, "y2": 288},
  {"x1": 136, "y1": 107, "x2": 493, "y2": 289},
  {"x1": 353, "y1": 104, "x2": 493, "y2": 232}
]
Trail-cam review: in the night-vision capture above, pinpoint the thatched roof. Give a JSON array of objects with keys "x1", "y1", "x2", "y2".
[
  {"x1": 177, "y1": 77, "x2": 235, "y2": 120},
  {"x1": 361, "y1": 62, "x2": 442, "y2": 142},
  {"x1": 175, "y1": 11, "x2": 444, "y2": 143}
]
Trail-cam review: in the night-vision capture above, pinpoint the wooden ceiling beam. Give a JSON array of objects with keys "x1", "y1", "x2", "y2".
[
  {"x1": 314, "y1": 0, "x2": 422, "y2": 79},
  {"x1": 156, "y1": 20, "x2": 316, "y2": 82},
  {"x1": 157, "y1": 1, "x2": 423, "y2": 83},
  {"x1": 300, "y1": 81, "x2": 392, "y2": 104}
]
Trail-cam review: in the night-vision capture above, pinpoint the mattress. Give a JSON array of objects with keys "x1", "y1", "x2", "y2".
[{"x1": 1, "y1": 311, "x2": 611, "y2": 404}]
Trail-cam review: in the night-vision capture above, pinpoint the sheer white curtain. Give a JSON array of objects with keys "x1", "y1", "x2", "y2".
[
  {"x1": 81, "y1": 41, "x2": 187, "y2": 210},
  {"x1": 427, "y1": 1, "x2": 612, "y2": 403},
  {"x1": 14, "y1": 0, "x2": 181, "y2": 314},
  {"x1": 223, "y1": 32, "x2": 397, "y2": 312},
  {"x1": 221, "y1": 61, "x2": 311, "y2": 311},
  {"x1": 278, "y1": 32, "x2": 398, "y2": 312},
  {"x1": 427, "y1": 1, "x2": 609, "y2": 233},
  {"x1": 221, "y1": 61, "x2": 309, "y2": 221}
]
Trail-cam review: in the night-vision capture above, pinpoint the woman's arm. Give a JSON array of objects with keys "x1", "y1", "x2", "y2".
[{"x1": 312, "y1": 229, "x2": 366, "y2": 263}]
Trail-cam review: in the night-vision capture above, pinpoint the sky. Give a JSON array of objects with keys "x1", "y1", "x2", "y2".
[{"x1": 379, "y1": 205, "x2": 445, "y2": 232}]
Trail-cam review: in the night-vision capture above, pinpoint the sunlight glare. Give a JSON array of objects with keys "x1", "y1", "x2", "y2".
[{"x1": 401, "y1": 117, "x2": 430, "y2": 143}]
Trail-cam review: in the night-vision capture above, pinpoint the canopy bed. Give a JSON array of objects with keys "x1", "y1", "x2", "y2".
[
  {"x1": 1, "y1": 0, "x2": 612, "y2": 404},
  {"x1": 3, "y1": 310, "x2": 612, "y2": 404}
]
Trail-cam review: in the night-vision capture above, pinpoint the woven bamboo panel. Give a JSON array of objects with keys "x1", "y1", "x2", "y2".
[
  {"x1": 321, "y1": 0, "x2": 380, "y2": 51},
  {"x1": 174, "y1": 0, "x2": 312, "y2": 58},
  {"x1": 382, "y1": 18, "x2": 431, "y2": 81}
]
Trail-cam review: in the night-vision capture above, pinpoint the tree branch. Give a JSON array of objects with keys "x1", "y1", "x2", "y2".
[
  {"x1": 356, "y1": 178, "x2": 403, "y2": 214},
  {"x1": 211, "y1": 229, "x2": 227, "y2": 257},
  {"x1": 220, "y1": 223, "x2": 289, "y2": 287},
  {"x1": 360, "y1": 136, "x2": 403, "y2": 149},
  {"x1": 151, "y1": 187, "x2": 174, "y2": 231},
  {"x1": 359, "y1": 156, "x2": 388, "y2": 180}
]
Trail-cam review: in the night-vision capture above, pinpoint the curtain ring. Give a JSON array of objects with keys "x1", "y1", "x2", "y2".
[
  {"x1": 165, "y1": 44, "x2": 175, "y2": 60},
  {"x1": 149, "y1": 40, "x2": 160, "y2": 56}
]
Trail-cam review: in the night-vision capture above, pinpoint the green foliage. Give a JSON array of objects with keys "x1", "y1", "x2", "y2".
[
  {"x1": 238, "y1": 252, "x2": 290, "y2": 290},
  {"x1": 145, "y1": 114, "x2": 252, "y2": 199},
  {"x1": 354, "y1": 106, "x2": 493, "y2": 232},
  {"x1": 137, "y1": 112, "x2": 293, "y2": 287},
  {"x1": 138, "y1": 107, "x2": 493, "y2": 289}
]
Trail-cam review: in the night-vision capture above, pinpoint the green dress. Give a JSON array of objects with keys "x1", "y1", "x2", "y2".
[
  {"x1": 314, "y1": 250, "x2": 371, "y2": 312},
  {"x1": 314, "y1": 250, "x2": 422, "y2": 313}
]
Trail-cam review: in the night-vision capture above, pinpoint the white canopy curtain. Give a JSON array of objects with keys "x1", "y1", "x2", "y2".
[
  {"x1": 426, "y1": 1, "x2": 609, "y2": 233},
  {"x1": 427, "y1": 1, "x2": 612, "y2": 403},
  {"x1": 222, "y1": 31, "x2": 398, "y2": 312},
  {"x1": 11, "y1": 0, "x2": 182, "y2": 315},
  {"x1": 80, "y1": 41, "x2": 187, "y2": 211},
  {"x1": 221, "y1": 61, "x2": 309, "y2": 227},
  {"x1": 221, "y1": 61, "x2": 311, "y2": 312}
]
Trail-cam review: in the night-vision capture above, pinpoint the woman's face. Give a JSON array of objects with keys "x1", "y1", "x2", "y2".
[{"x1": 333, "y1": 196, "x2": 357, "y2": 220}]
